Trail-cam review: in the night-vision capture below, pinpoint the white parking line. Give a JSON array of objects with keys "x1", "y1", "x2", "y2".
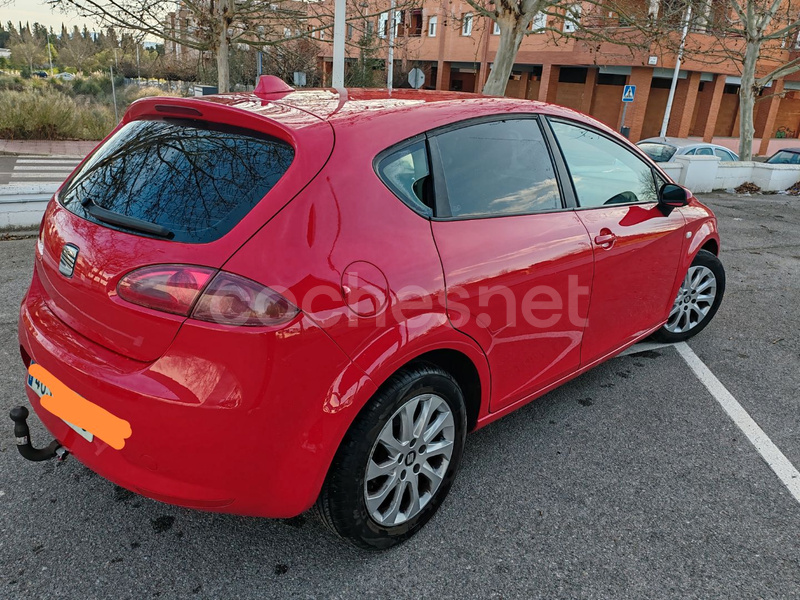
[{"x1": 675, "y1": 342, "x2": 800, "y2": 504}]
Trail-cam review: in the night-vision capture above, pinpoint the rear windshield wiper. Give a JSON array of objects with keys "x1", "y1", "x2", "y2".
[{"x1": 81, "y1": 197, "x2": 175, "y2": 240}]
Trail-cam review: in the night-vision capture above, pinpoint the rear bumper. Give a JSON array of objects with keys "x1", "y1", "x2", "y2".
[{"x1": 18, "y1": 268, "x2": 376, "y2": 517}]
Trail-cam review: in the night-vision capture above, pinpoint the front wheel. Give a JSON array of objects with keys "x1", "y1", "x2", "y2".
[
  {"x1": 652, "y1": 249, "x2": 725, "y2": 343},
  {"x1": 315, "y1": 364, "x2": 467, "y2": 550}
]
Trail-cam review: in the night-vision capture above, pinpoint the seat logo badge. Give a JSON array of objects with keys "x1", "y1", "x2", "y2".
[{"x1": 59, "y1": 244, "x2": 79, "y2": 278}]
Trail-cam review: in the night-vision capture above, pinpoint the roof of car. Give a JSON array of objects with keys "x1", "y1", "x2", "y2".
[
  {"x1": 771, "y1": 147, "x2": 800, "y2": 154},
  {"x1": 191, "y1": 87, "x2": 610, "y2": 133},
  {"x1": 637, "y1": 137, "x2": 730, "y2": 150}
]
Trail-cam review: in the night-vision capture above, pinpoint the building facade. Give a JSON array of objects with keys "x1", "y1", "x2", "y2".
[{"x1": 311, "y1": 0, "x2": 800, "y2": 153}]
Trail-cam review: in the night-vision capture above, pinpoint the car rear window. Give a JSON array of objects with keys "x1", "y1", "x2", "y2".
[
  {"x1": 637, "y1": 143, "x2": 677, "y2": 162},
  {"x1": 59, "y1": 118, "x2": 294, "y2": 243}
]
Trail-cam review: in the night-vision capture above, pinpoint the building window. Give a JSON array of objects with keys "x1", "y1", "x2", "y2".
[
  {"x1": 379, "y1": 12, "x2": 388, "y2": 38},
  {"x1": 493, "y1": 21, "x2": 500, "y2": 35},
  {"x1": 531, "y1": 12, "x2": 547, "y2": 32},
  {"x1": 408, "y1": 9, "x2": 423, "y2": 36},
  {"x1": 428, "y1": 15, "x2": 438, "y2": 37},
  {"x1": 558, "y1": 66, "x2": 587, "y2": 83},
  {"x1": 563, "y1": 4, "x2": 581, "y2": 33},
  {"x1": 347, "y1": 23, "x2": 353, "y2": 39},
  {"x1": 462, "y1": 13, "x2": 473, "y2": 36}
]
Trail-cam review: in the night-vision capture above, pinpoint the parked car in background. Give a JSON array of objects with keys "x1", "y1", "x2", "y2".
[
  {"x1": 32, "y1": 71, "x2": 49, "y2": 78},
  {"x1": 54, "y1": 72, "x2": 75, "y2": 81},
  {"x1": 637, "y1": 137, "x2": 739, "y2": 163},
  {"x1": 765, "y1": 148, "x2": 800, "y2": 164},
  {"x1": 12, "y1": 80, "x2": 725, "y2": 550}
]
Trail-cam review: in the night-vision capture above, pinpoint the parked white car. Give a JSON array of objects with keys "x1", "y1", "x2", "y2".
[{"x1": 637, "y1": 137, "x2": 739, "y2": 163}]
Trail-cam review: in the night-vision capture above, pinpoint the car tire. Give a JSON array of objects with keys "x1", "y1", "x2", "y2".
[
  {"x1": 315, "y1": 363, "x2": 467, "y2": 550},
  {"x1": 652, "y1": 249, "x2": 725, "y2": 343}
]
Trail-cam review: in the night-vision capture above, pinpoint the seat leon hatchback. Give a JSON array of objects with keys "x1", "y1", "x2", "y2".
[{"x1": 14, "y1": 77, "x2": 724, "y2": 550}]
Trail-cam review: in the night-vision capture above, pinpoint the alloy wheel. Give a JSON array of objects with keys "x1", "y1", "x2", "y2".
[
  {"x1": 364, "y1": 393, "x2": 455, "y2": 527},
  {"x1": 664, "y1": 265, "x2": 717, "y2": 333}
]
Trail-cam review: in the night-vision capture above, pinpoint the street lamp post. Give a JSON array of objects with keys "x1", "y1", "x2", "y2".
[
  {"x1": 46, "y1": 32, "x2": 54, "y2": 77},
  {"x1": 659, "y1": 5, "x2": 692, "y2": 138},
  {"x1": 387, "y1": 0, "x2": 396, "y2": 91},
  {"x1": 332, "y1": 0, "x2": 346, "y2": 87}
]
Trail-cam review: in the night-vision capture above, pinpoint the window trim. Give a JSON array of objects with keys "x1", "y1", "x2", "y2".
[
  {"x1": 545, "y1": 116, "x2": 664, "y2": 210},
  {"x1": 426, "y1": 113, "x2": 571, "y2": 221},
  {"x1": 462, "y1": 13, "x2": 473, "y2": 36},
  {"x1": 428, "y1": 15, "x2": 438, "y2": 37}
]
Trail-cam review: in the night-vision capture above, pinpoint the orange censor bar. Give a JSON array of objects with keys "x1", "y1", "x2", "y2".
[{"x1": 28, "y1": 364, "x2": 132, "y2": 450}]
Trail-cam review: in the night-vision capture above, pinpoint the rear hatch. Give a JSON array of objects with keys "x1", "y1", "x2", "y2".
[{"x1": 36, "y1": 97, "x2": 333, "y2": 362}]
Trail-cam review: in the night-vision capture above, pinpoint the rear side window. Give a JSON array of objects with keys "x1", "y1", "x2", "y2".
[
  {"x1": 637, "y1": 142, "x2": 677, "y2": 162},
  {"x1": 717, "y1": 148, "x2": 736, "y2": 161},
  {"x1": 377, "y1": 140, "x2": 433, "y2": 215},
  {"x1": 432, "y1": 119, "x2": 561, "y2": 218},
  {"x1": 60, "y1": 119, "x2": 294, "y2": 243},
  {"x1": 696, "y1": 147, "x2": 714, "y2": 156}
]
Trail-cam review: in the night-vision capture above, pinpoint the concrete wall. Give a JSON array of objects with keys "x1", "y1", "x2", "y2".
[
  {"x1": 0, "y1": 195, "x2": 50, "y2": 229},
  {"x1": 666, "y1": 156, "x2": 800, "y2": 192}
]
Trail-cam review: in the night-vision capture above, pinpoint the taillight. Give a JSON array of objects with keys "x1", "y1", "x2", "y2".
[
  {"x1": 117, "y1": 265, "x2": 216, "y2": 316},
  {"x1": 191, "y1": 272, "x2": 299, "y2": 327},
  {"x1": 117, "y1": 266, "x2": 299, "y2": 327}
]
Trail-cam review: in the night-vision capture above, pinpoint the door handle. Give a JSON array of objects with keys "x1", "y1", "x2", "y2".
[{"x1": 594, "y1": 232, "x2": 617, "y2": 248}]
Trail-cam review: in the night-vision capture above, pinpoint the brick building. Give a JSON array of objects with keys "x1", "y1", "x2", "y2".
[{"x1": 311, "y1": 0, "x2": 800, "y2": 154}]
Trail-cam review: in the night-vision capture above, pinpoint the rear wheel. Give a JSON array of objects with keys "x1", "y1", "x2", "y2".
[
  {"x1": 652, "y1": 249, "x2": 725, "y2": 343},
  {"x1": 316, "y1": 364, "x2": 467, "y2": 550}
]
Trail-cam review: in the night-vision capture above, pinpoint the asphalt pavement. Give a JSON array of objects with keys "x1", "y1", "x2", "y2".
[{"x1": 0, "y1": 192, "x2": 798, "y2": 599}]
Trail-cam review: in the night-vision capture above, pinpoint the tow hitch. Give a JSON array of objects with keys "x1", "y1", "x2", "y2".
[{"x1": 9, "y1": 406, "x2": 68, "y2": 462}]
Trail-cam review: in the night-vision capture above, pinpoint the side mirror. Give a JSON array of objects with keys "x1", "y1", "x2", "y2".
[{"x1": 658, "y1": 183, "x2": 689, "y2": 215}]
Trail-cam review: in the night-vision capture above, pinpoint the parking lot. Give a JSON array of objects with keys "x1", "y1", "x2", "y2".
[{"x1": 0, "y1": 192, "x2": 798, "y2": 599}]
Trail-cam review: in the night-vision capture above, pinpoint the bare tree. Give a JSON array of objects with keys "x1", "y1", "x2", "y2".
[
  {"x1": 702, "y1": 0, "x2": 800, "y2": 159},
  {"x1": 631, "y1": 0, "x2": 800, "y2": 159},
  {"x1": 49, "y1": 0, "x2": 309, "y2": 92},
  {"x1": 463, "y1": 0, "x2": 553, "y2": 95},
  {"x1": 462, "y1": 1, "x2": 657, "y2": 96}
]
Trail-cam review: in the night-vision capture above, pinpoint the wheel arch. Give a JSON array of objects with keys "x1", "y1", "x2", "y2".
[
  {"x1": 701, "y1": 238, "x2": 719, "y2": 256},
  {"x1": 396, "y1": 348, "x2": 482, "y2": 431}
]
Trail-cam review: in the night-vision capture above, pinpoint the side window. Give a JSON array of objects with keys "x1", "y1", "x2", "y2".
[
  {"x1": 550, "y1": 120, "x2": 658, "y2": 207},
  {"x1": 377, "y1": 140, "x2": 433, "y2": 215},
  {"x1": 684, "y1": 148, "x2": 696, "y2": 156},
  {"x1": 432, "y1": 118, "x2": 562, "y2": 218},
  {"x1": 714, "y1": 148, "x2": 734, "y2": 161},
  {"x1": 696, "y1": 147, "x2": 714, "y2": 156}
]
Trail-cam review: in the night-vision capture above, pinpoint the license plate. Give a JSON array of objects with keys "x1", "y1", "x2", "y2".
[{"x1": 27, "y1": 364, "x2": 94, "y2": 443}]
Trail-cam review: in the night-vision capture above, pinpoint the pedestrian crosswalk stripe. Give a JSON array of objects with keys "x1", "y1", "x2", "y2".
[
  {"x1": 14, "y1": 166, "x2": 76, "y2": 171},
  {"x1": 16, "y1": 160, "x2": 81, "y2": 165}
]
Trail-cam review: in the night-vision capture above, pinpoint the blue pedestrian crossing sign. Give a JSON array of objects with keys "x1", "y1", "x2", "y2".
[{"x1": 622, "y1": 85, "x2": 636, "y2": 102}]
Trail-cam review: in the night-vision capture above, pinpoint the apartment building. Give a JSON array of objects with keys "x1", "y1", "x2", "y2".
[{"x1": 312, "y1": 0, "x2": 800, "y2": 152}]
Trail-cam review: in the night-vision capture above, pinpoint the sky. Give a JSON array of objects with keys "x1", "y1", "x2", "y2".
[{"x1": 2, "y1": 0, "x2": 99, "y2": 32}]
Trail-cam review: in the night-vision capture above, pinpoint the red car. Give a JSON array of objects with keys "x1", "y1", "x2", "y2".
[{"x1": 13, "y1": 78, "x2": 724, "y2": 550}]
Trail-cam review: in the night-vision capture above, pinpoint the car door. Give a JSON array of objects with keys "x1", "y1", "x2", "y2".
[
  {"x1": 548, "y1": 119, "x2": 686, "y2": 365},
  {"x1": 428, "y1": 117, "x2": 594, "y2": 411},
  {"x1": 714, "y1": 148, "x2": 735, "y2": 162}
]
